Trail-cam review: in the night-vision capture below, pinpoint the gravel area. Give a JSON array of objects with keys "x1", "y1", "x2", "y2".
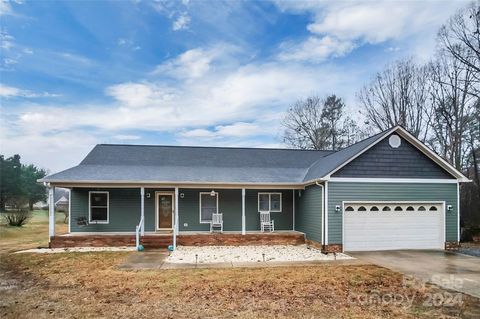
[
  {"x1": 458, "y1": 247, "x2": 480, "y2": 257},
  {"x1": 166, "y1": 245, "x2": 353, "y2": 264},
  {"x1": 14, "y1": 247, "x2": 136, "y2": 254}
]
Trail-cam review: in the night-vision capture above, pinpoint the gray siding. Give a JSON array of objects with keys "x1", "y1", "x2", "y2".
[
  {"x1": 327, "y1": 182, "x2": 458, "y2": 244},
  {"x1": 71, "y1": 187, "x2": 293, "y2": 233},
  {"x1": 178, "y1": 189, "x2": 242, "y2": 232},
  {"x1": 295, "y1": 185, "x2": 323, "y2": 243},
  {"x1": 333, "y1": 134, "x2": 454, "y2": 179},
  {"x1": 70, "y1": 188, "x2": 146, "y2": 232},
  {"x1": 245, "y1": 189, "x2": 293, "y2": 231}
]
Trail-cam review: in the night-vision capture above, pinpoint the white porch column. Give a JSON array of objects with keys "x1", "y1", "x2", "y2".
[
  {"x1": 173, "y1": 187, "x2": 179, "y2": 250},
  {"x1": 48, "y1": 186, "x2": 55, "y2": 240},
  {"x1": 241, "y1": 188, "x2": 246, "y2": 235},
  {"x1": 292, "y1": 189, "x2": 295, "y2": 231},
  {"x1": 140, "y1": 187, "x2": 145, "y2": 236}
]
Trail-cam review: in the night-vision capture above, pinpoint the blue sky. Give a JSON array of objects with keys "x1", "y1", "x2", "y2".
[{"x1": 0, "y1": 0, "x2": 467, "y2": 172}]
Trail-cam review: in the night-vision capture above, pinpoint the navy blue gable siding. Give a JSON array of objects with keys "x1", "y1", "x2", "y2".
[{"x1": 332, "y1": 134, "x2": 454, "y2": 179}]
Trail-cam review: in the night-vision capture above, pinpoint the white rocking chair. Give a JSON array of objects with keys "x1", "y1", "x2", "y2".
[
  {"x1": 210, "y1": 213, "x2": 223, "y2": 232},
  {"x1": 260, "y1": 211, "x2": 274, "y2": 232}
]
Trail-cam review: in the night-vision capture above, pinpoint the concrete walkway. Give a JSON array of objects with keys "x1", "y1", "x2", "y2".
[
  {"x1": 117, "y1": 250, "x2": 364, "y2": 270},
  {"x1": 117, "y1": 251, "x2": 170, "y2": 270},
  {"x1": 350, "y1": 250, "x2": 480, "y2": 299}
]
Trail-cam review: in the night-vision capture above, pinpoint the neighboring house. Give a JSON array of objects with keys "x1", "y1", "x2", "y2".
[
  {"x1": 54, "y1": 188, "x2": 70, "y2": 212},
  {"x1": 33, "y1": 188, "x2": 70, "y2": 210},
  {"x1": 39, "y1": 126, "x2": 469, "y2": 252}
]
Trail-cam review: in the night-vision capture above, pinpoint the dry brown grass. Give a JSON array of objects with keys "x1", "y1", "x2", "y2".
[
  {"x1": 0, "y1": 210, "x2": 67, "y2": 253},
  {"x1": 0, "y1": 214, "x2": 479, "y2": 318}
]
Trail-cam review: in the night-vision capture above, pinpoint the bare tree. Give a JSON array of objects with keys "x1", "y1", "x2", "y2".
[
  {"x1": 282, "y1": 95, "x2": 359, "y2": 150},
  {"x1": 357, "y1": 58, "x2": 432, "y2": 141},
  {"x1": 283, "y1": 96, "x2": 330, "y2": 150},
  {"x1": 321, "y1": 95, "x2": 346, "y2": 150},
  {"x1": 428, "y1": 48, "x2": 477, "y2": 170},
  {"x1": 438, "y1": 2, "x2": 480, "y2": 97}
]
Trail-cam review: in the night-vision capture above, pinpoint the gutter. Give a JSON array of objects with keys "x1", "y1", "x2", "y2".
[{"x1": 315, "y1": 181, "x2": 326, "y2": 246}]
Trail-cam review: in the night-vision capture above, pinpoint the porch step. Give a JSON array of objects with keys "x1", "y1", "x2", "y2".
[{"x1": 141, "y1": 235, "x2": 173, "y2": 248}]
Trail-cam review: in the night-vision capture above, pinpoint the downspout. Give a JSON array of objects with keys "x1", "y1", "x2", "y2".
[{"x1": 315, "y1": 181, "x2": 325, "y2": 247}]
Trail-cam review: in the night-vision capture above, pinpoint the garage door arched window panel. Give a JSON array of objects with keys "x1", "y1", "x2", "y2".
[
  {"x1": 358, "y1": 206, "x2": 367, "y2": 212},
  {"x1": 345, "y1": 206, "x2": 354, "y2": 212},
  {"x1": 343, "y1": 201, "x2": 445, "y2": 251},
  {"x1": 429, "y1": 206, "x2": 438, "y2": 211}
]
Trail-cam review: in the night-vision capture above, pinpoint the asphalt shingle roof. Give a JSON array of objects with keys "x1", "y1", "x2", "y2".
[{"x1": 41, "y1": 128, "x2": 392, "y2": 185}]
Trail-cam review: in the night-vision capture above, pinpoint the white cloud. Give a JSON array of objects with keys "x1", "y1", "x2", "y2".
[
  {"x1": 215, "y1": 122, "x2": 263, "y2": 137},
  {"x1": 179, "y1": 122, "x2": 263, "y2": 140},
  {"x1": 105, "y1": 82, "x2": 175, "y2": 108},
  {"x1": 274, "y1": 0, "x2": 466, "y2": 62},
  {"x1": 179, "y1": 128, "x2": 216, "y2": 139},
  {"x1": 117, "y1": 38, "x2": 141, "y2": 51},
  {"x1": 8, "y1": 54, "x2": 359, "y2": 137},
  {"x1": 154, "y1": 48, "x2": 215, "y2": 79},
  {"x1": 112, "y1": 134, "x2": 141, "y2": 141},
  {"x1": 0, "y1": 84, "x2": 59, "y2": 98},
  {"x1": 278, "y1": 36, "x2": 355, "y2": 62},
  {"x1": 1, "y1": 44, "x2": 362, "y2": 171},
  {"x1": 0, "y1": 0, "x2": 13, "y2": 16},
  {"x1": 0, "y1": 32, "x2": 14, "y2": 50},
  {"x1": 172, "y1": 12, "x2": 190, "y2": 31}
]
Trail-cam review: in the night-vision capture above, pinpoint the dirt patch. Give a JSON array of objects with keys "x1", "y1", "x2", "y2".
[{"x1": 1, "y1": 252, "x2": 479, "y2": 318}]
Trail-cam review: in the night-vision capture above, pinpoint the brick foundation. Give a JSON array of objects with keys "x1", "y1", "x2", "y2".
[
  {"x1": 50, "y1": 235, "x2": 172, "y2": 249},
  {"x1": 305, "y1": 239, "x2": 343, "y2": 253},
  {"x1": 178, "y1": 233, "x2": 305, "y2": 246},
  {"x1": 50, "y1": 232, "x2": 305, "y2": 249},
  {"x1": 322, "y1": 244, "x2": 343, "y2": 253},
  {"x1": 445, "y1": 241, "x2": 460, "y2": 250}
]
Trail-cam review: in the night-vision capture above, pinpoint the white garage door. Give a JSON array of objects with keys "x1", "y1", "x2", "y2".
[{"x1": 344, "y1": 202, "x2": 444, "y2": 251}]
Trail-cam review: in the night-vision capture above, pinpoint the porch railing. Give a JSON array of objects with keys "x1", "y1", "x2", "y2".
[{"x1": 135, "y1": 215, "x2": 144, "y2": 250}]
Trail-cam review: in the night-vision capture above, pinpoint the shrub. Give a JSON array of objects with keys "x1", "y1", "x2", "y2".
[
  {"x1": 461, "y1": 226, "x2": 480, "y2": 242},
  {"x1": 3, "y1": 209, "x2": 32, "y2": 227}
]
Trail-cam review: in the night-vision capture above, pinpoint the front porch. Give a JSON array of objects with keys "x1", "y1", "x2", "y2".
[{"x1": 49, "y1": 231, "x2": 306, "y2": 248}]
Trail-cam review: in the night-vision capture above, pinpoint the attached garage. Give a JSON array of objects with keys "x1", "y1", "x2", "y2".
[{"x1": 343, "y1": 202, "x2": 445, "y2": 251}]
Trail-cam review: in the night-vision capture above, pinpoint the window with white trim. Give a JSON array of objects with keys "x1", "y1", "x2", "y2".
[
  {"x1": 258, "y1": 193, "x2": 282, "y2": 212},
  {"x1": 89, "y1": 191, "x2": 109, "y2": 223},
  {"x1": 200, "y1": 192, "x2": 218, "y2": 223}
]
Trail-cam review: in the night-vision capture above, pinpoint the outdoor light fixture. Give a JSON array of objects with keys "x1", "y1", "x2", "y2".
[
  {"x1": 146, "y1": 192, "x2": 151, "y2": 199},
  {"x1": 180, "y1": 193, "x2": 185, "y2": 199},
  {"x1": 335, "y1": 205, "x2": 341, "y2": 212},
  {"x1": 447, "y1": 205, "x2": 453, "y2": 211},
  {"x1": 210, "y1": 190, "x2": 216, "y2": 196}
]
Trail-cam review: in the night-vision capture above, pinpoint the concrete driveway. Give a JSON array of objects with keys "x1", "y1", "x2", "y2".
[{"x1": 350, "y1": 250, "x2": 480, "y2": 299}]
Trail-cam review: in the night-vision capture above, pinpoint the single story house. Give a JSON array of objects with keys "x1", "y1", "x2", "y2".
[
  {"x1": 40, "y1": 126, "x2": 469, "y2": 252},
  {"x1": 54, "y1": 188, "x2": 70, "y2": 212}
]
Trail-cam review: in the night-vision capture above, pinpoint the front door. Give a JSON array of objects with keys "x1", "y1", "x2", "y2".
[{"x1": 157, "y1": 193, "x2": 174, "y2": 230}]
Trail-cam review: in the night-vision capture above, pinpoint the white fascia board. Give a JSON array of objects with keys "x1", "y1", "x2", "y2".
[{"x1": 327, "y1": 177, "x2": 459, "y2": 184}]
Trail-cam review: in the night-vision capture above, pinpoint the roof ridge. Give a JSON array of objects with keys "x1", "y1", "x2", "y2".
[{"x1": 96, "y1": 143, "x2": 334, "y2": 152}]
